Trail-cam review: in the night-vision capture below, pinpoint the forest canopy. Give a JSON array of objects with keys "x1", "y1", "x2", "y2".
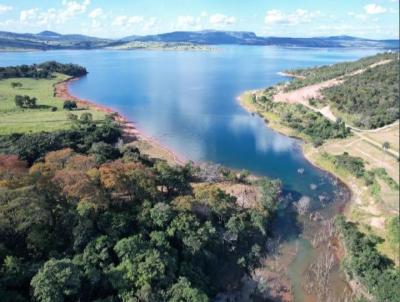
[
  {"x1": 322, "y1": 58, "x2": 399, "y2": 129},
  {"x1": 0, "y1": 117, "x2": 281, "y2": 301}
]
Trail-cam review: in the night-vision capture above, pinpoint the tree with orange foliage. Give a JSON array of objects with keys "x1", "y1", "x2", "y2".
[{"x1": 0, "y1": 154, "x2": 28, "y2": 188}]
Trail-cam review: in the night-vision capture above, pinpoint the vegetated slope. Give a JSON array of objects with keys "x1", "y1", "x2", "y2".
[
  {"x1": 335, "y1": 216, "x2": 400, "y2": 302},
  {"x1": 284, "y1": 52, "x2": 397, "y2": 91},
  {"x1": 322, "y1": 58, "x2": 400, "y2": 129},
  {"x1": 0, "y1": 116, "x2": 281, "y2": 301}
]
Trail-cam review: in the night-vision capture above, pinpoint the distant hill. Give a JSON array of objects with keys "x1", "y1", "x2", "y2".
[
  {"x1": 0, "y1": 30, "x2": 398, "y2": 51},
  {"x1": 0, "y1": 30, "x2": 112, "y2": 50},
  {"x1": 131, "y1": 31, "x2": 399, "y2": 48}
]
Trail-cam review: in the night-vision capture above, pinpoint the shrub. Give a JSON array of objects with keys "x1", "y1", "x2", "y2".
[
  {"x1": 14, "y1": 95, "x2": 37, "y2": 108},
  {"x1": 11, "y1": 82, "x2": 22, "y2": 88},
  {"x1": 63, "y1": 100, "x2": 77, "y2": 110}
]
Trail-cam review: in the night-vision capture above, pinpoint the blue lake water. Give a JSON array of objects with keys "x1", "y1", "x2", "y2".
[
  {"x1": 0, "y1": 46, "x2": 380, "y2": 300},
  {"x1": 0, "y1": 46, "x2": 378, "y2": 198}
]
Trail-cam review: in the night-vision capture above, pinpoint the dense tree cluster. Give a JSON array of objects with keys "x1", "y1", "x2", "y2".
[
  {"x1": 0, "y1": 61, "x2": 87, "y2": 80},
  {"x1": 0, "y1": 118, "x2": 281, "y2": 301},
  {"x1": 254, "y1": 94, "x2": 350, "y2": 146},
  {"x1": 0, "y1": 114, "x2": 122, "y2": 165},
  {"x1": 284, "y1": 52, "x2": 397, "y2": 91},
  {"x1": 322, "y1": 59, "x2": 399, "y2": 129},
  {"x1": 335, "y1": 216, "x2": 400, "y2": 302},
  {"x1": 15, "y1": 95, "x2": 37, "y2": 108}
]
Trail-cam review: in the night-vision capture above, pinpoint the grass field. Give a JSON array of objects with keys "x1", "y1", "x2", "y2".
[
  {"x1": 0, "y1": 75, "x2": 105, "y2": 134},
  {"x1": 364, "y1": 124, "x2": 400, "y2": 153}
]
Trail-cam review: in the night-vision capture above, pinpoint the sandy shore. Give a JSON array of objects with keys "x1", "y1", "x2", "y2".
[{"x1": 55, "y1": 77, "x2": 186, "y2": 165}]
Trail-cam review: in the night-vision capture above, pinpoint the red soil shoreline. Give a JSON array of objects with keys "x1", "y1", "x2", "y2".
[{"x1": 54, "y1": 77, "x2": 186, "y2": 165}]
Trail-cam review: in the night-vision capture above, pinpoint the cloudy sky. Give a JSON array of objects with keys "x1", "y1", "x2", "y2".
[{"x1": 0, "y1": 0, "x2": 398, "y2": 39}]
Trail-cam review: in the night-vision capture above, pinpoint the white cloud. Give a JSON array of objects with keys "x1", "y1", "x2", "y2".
[
  {"x1": 0, "y1": 4, "x2": 12, "y2": 14},
  {"x1": 177, "y1": 16, "x2": 197, "y2": 28},
  {"x1": 347, "y1": 12, "x2": 368, "y2": 20},
  {"x1": 209, "y1": 14, "x2": 236, "y2": 26},
  {"x1": 59, "y1": 0, "x2": 91, "y2": 22},
  {"x1": 112, "y1": 15, "x2": 144, "y2": 27},
  {"x1": 19, "y1": 0, "x2": 91, "y2": 27},
  {"x1": 88, "y1": 8, "x2": 103, "y2": 19},
  {"x1": 20, "y1": 8, "x2": 39, "y2": 22},
  {"x1": 364, "y1": 4, "x2": 387, "y2": 14},
  {"x1": 143, "y1": 17, "x2": 157, "y2": 31},
  {"x1": 264, "y1": 10, "x2": 285, "y2": 24},
  {"x1": 264, "y1": 9, "x2": 321, "y2": 25}
]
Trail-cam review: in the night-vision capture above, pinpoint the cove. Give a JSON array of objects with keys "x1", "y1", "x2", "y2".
[{"x1": 0, "y1": 46, "x2": 380, "y2": 300}]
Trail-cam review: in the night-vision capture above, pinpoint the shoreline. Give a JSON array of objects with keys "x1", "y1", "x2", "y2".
[
  {"x1": 238, "y1": 92, "x2": 355, "y2": 301},
  {"x1": 238, "y1": 91, "x2": 354, "y2": 212},
  {"x1": 54, "y1": 77, "x2": 186, "y2": 165}
]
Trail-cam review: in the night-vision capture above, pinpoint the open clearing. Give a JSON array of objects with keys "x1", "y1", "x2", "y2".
[
  {"x1": 364, "y1": 123, "x2": 400, "y2": 153},
  {"x1": 0, "y1": 75, "x2": 105, "y2": 135}
]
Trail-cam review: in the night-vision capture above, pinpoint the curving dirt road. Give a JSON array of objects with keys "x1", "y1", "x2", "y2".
[{"x1": 273, "y1": 59, "x2": 399, "y2": 158}]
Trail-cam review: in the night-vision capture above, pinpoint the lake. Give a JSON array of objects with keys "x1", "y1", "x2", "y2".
[{"x1": 0, "y1": 46, "x2": 380, "y2": 301}]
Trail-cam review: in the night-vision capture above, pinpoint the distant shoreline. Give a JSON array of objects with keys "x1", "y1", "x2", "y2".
[{"x1": 54, "y1": 77, "x2": 186, "y2": 165}]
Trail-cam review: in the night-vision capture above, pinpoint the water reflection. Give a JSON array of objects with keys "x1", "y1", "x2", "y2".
[{"x1": 229, "y1": 114, "x2": 294, "y2": 153}]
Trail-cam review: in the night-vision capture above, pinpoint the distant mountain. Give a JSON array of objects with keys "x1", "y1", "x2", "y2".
[
  {"x1": 132, "y1": 30, "x2": 261, "y2": 45},
  {"x1": 0, "y1": 30, "x2": 398, "y2": 51},
  {"x1": 0, "y1": 30, "x2": 112, "y2": 50},
  {"x1": 130, "y1": 31, "x2": 399, "y2": 48}
]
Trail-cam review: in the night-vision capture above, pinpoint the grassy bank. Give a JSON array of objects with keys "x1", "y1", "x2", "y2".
[{"x1": 0, "y1": 75, "x2": 105, "y2": 134}]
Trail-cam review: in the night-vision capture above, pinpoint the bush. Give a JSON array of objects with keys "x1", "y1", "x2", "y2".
[
  {"x1": 63, "y1": 100, "x2": 77, "y2": 110},
  {"x1": 11, "y1": 82, "x2": 22, "y2": 88},
  {"x1": 14, "y1": 95, "x2": 37, "y2": 108}
]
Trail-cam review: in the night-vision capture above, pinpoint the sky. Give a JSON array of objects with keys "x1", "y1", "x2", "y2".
[{"x1": 0, "y1": 0, "x2": 398, "y2": 39}]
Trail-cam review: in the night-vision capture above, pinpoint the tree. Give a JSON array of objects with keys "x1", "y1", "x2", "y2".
[
  {"x1": 167, "y1": 277, "x2": 208, "y2": 302},
  {"x1": 63, "y1": 100, "x2": 77, "y2": 110},
  {"x1": 89, "y1": 142, "x2": 121, "y2": 164},
  {"x1": 31, "y1": 258, "x2": 81, "y2": 302},
  {"x1": 11, "y1": 82, "x2": 22, "y2": 88},
  {"x1": 14, "y1": 95, "x2": 24, "y2": 108},
  {"x1": 14, "y1": 95, "x2": 36, "y2": 108},
  {"x1": 382, "y1": 141, "x2": 390, "y2": 150}
]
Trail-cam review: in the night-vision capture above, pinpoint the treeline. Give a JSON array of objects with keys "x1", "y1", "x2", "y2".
[
  {"x1": 322, "y1": 59, "x2": 399, "y2": 129},
  {"x1": 335, "y1": 216, "x2": 400, "y2": 302},
  {"x1": 254, "y1": 94, "x2": 350, "y2": 146},
  {"x1": 0, "y1": 116, "x2": 281, "y2": 301},
  {"x1": 284, "y1": 52, "x2": 397, "y2": 91},
  {"x1": 0, "y1": 61, "x2": 87, "y2": 80}
]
